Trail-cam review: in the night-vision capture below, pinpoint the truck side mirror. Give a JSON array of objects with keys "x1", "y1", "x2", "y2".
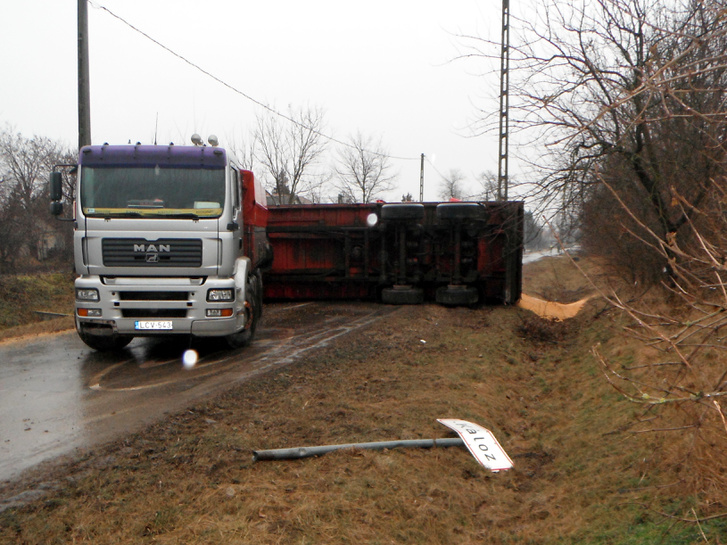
[
  {"x1": 50, "y1": 172, "x2": 63, "y2": 201},
  {"x1": 50, "y1": 201, "x2": 64, "y2": 216}
]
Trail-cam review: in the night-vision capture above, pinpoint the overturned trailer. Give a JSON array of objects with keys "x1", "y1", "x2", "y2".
[{"x1": 263, "y1": 201, "x2": 523, "y2": 306}]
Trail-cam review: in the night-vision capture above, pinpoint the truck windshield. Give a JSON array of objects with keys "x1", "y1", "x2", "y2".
[{"x1": 80, "y1": 166, "x2": 226, "y2": 218}]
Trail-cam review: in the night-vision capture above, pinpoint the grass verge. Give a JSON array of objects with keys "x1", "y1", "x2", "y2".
[{"x1": 0, "y1": 272, "x2": 75, "y2": 342}]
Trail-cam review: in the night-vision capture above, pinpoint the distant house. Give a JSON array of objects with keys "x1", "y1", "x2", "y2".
[
  {"x1": 38, "y1": 221, "x2": 66, "y2": 260},
  {"x1": 266, "y1": 190, "x2": 313, "y2": 206}
]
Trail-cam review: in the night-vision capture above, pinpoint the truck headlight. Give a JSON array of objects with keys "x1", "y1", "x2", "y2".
[
  {"x1": 76, "y1": 288, "x2": 99, "y2": 302},
  {"x1": 207, "y1": 288, "x2": 234, "y2": 302}
]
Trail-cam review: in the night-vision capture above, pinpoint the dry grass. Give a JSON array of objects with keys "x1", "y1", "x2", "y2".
[
  {"x1": 0, "y1": 259, "x2": 725, "y2": 543},
  {"x1": 0, "y1": 272, "x2": 74, "y2": 342},
  {"x1": 522, "y1": 254, "x2": 599, "y2": 303}
]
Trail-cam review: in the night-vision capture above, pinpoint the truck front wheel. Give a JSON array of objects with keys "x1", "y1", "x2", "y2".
[
  {"x1": 225, "y1": 271, "x2": 262, "y2": 349},
  {"x1": 77, "y1": 323, "x2": 133, "y2": 351}
]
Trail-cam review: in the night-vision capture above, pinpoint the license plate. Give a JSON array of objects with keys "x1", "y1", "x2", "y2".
[{"x1": 135, "y1": 320, "x2": 173, "y2": 331}]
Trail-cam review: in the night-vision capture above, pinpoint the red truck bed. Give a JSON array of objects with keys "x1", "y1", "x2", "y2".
[{"x1": 263, "y1": 201, "x2": 523, "y2": 306}]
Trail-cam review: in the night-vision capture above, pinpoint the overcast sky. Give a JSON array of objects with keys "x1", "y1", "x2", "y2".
[{"x1": 0, "y1": 1, "x2": 512, "y2": 202}]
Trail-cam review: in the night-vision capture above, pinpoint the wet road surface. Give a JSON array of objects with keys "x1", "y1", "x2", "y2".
[{"x1": 0, "y1": 302, "x2": 393, "y2": 483}]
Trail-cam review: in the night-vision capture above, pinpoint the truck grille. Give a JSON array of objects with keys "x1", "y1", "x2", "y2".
[
  {"x1": 102, "y1": 238, "x2": 203, "y2": 267},
  {"x1": 118, "y1": 291, "x2": 190, "y2": 301},
  {"x1": 121, "y1": 308, "x2": 187, "y2": 318}
]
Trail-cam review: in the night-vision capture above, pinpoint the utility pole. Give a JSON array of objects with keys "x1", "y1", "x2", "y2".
[
  {"x1": 497, "y1": 0, "x2": 510, "y2": 201},
  {"x1": 419, "y1": 153, "x2": 425, "y2": 202},
  {"x1": 78, "y1": 0, "x2": 92, "y2": 148}
]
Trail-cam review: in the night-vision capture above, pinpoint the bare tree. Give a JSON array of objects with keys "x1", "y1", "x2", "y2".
[
  {"x1": 523, "y1": 210, "x2": 549, "y2": 250},
  {"x1": 459, "y1": 0, "x2": 727, "y2": 509},
  {"x1": 333, "y1": 132, "x2": 396, "y2": 203},
  {"x1": 477, "y1": 170, "x2": 499, "y2": 201},
  {"x1": 253, "y1": 105, "x2": 327, "y2": 204},
  {"x1": 461, "y1": 0, "x2": 727, "y2": 276},
  {"x1": 227, "y1": 131, "x2": 257, "y2": 172},
  {"x1": 0, "y1": 127, "x2": 74, "y2": 269},
  {"x1": 583, "y1": 173, "x2": 727, "y2": 502},
  {"x1": 438, "y1": 169, "x2": 467, "y2": 201}
]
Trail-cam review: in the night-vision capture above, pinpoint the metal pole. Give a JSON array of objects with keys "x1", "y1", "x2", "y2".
[
  {"x1": 497, "y1": 0, "x2": 510, "y2": 201},
  {"x1": 419, "y1": 153, "x2": 425, "y2": 202},
  {"x1": 253, "y1": 437, "x2": 464, "y2": 462},
  {"x1": 78, "y1": 0, "x2": 92, "y2": 148}
]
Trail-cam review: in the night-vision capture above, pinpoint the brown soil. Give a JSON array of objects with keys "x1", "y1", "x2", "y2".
[{"x1": 517, "y1": 293, "x2": 591, "y2": 321}]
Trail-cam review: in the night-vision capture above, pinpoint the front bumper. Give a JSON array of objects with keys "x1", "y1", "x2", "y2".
[{"x1": 74, "y1": 276, "x2": 247, "y2": 337}]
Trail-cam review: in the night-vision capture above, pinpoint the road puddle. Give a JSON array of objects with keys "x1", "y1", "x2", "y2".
[
  {"x1": 517, "y1": 293, "x2": 591, "y2": 321},
  {"x1": 85, "y1": 327, "x2": 307, "y2": 392},
  {"x1": 84, "y1": 309, "x2": 390, "y2": 393}
]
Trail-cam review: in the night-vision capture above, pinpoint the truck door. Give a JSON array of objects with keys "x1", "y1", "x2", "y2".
[{"x1": 230, "y1": 167, "x2": 243, "y2": 258}]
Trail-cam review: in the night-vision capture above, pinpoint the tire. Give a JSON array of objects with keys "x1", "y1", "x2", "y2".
[
  {"x1": 435, "y1": 285, "x2": 479, "y2": 306},
  {"x1": 225, "y1": 271, "x2": 262, "y2": 349},
  {"x1": 381, "y1": 286, "x2": 424, "y2": 305},
  {"x1": 381, "y1": 203, "x2": 425, "y2": 221},
  {"x1": 435, "y1": 202, "x2": 481, "y2": 221},
  {"x1": 77, "y1": 324, "x2": 133, "y2": 351}
]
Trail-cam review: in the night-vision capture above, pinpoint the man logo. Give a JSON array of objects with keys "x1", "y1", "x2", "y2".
[
  {"x1": 134, "y1": 243, "x2": 171, "y2": 253},
  {"x1": 132, "y1": 243, "x2": 169, "y2": 264}
]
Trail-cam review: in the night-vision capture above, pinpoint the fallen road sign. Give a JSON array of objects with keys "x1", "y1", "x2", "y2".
[
  {"x1": 253, "y1": 437, "x2": 464, "y2": 461},
  {"x1": 437, "y1": 419, "x2": 513, "y2": 472}
]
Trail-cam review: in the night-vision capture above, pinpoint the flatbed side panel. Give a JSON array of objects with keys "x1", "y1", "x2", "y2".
[
  {"x1": 264, "y1": 204, "x2": 383, "y2": 301},
  {"x1": 263, "y1": 201, "x2": 523, "y2": 305}
]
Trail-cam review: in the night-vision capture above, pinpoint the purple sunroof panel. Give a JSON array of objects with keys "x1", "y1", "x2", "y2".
[{"x1": 79, "y1": 144, "x2": 227, "y2": 169}]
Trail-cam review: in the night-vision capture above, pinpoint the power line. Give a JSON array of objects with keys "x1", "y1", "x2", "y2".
[
  {"x1": 424, "y1": 155, "x2": 447, "y2": 180},
  {"x1": 90, "y1": 2, "x2": 420, "y2": 162}
]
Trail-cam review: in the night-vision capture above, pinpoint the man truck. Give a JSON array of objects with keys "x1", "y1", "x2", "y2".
[
  {"x1": 50, "y1": 140, "x2": 522, "y2": 352},
  {"x1": 50, "y1": 140, "x2": 271, "y2": 351}
]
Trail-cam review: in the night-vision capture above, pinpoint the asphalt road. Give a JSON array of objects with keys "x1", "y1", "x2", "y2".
[{"x1": 0, "y1": 302, "x2": 393, "y2": 484}]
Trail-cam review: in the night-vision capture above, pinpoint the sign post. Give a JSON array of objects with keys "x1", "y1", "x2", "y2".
[{"x1": 437, "y1": 419, "x2": 513, "y2": 472}]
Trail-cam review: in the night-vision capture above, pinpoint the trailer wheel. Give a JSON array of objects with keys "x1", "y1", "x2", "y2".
[
  {"x1": 436, "y1": 202, "x2": 481, "y2": 221},
  {"x1": 225, "y1": 270, "x2": 262, "y2": 349},
  {"x1": 381, "y1": 286, "x2": 424, "y2": 305},
  {"x1": 77, "y1": 324, "x2": 133, "y2": 351},
  {"x1": 381, "y1": 203, "x2": 425, "y2": 221},
  {"x1": 435, "y1": 285, "x2": 479, "y2": 306}
]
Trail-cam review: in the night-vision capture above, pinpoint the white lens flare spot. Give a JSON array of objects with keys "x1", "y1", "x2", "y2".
[{"x1": 182, "y1": 349, "x2": 198, "y2": 369}]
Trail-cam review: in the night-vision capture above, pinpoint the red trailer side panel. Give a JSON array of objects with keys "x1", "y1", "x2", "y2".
[{"x1": 263, "y1": 201, "x2": 523, "y2": 305}]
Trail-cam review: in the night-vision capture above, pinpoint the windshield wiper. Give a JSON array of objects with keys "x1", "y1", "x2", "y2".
[
  {"x1": 160, "y1": 213, "x2": 201, "y2": 219},
  {"x1": 101, "y1": 211, "x2": 143, "y2": 218},
  {"x1": 93, "y1": 211, "x2": 204, "y2": 219}
]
